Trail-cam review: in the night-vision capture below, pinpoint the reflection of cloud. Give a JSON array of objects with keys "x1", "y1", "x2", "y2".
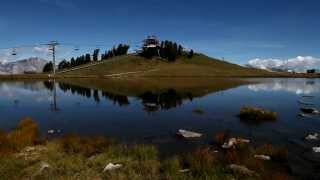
[
  {"x1": 33, "y1": 46, "x2": 50, "y2": 54},
  {"x1": 0, "y1": 82, "x2": 51, "y2": 102},
  {"x1": 248, "y1": 79, "x2": 320, "y2": 94}
]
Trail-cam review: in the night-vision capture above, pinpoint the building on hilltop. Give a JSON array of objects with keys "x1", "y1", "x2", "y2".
[
  {"x1": 138, "y1": 35, "x2": 161, "y2": 57},
  {"x1": 143, "y1": 35, "x2": 160, "y2": 49}
]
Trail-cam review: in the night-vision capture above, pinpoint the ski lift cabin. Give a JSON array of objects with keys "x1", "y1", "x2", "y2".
[{"x1": 11, "y1": 49, "x2": 17, "y2": 56}]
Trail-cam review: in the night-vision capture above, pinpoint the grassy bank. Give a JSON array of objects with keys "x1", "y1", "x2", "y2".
[{"x1": 0, "y1": 118, "x2": 292, "y2": 180}]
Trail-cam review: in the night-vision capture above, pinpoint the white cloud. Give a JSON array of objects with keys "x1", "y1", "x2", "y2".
[
  {"x1": 33, "y1": 46, "x2": 50, "y2": 54},
  {"x1": 248, "y1": 56, "x2": 320, "y2": 73}
]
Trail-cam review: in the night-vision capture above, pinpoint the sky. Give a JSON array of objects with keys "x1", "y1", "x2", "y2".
[{"x1": 0, "y1": 0, "x2": 320, "y2": 66}]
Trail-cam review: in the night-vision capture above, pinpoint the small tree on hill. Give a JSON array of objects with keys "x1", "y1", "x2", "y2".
[
  {"x1": 188, "y1": 49, "x2": 194, "y2": 58},
  {"x1": 93, "y1": 49, "x2": 100, "y2": 61},
  {"x1": 43, "y1": 62, "x2": 53, "y2": 73}
]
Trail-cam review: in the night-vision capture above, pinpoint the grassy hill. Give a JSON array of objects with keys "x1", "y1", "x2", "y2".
[{"x1": 59, "y1": 54, "x2": 276, "y2": 77}]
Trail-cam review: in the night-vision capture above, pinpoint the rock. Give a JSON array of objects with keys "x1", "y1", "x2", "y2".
[
  {"x1": 298, "y1": 100, "x2": 314, "y2": 106},
  {"x1": 312, "y1": 147, "x2": 320, "y2": 153},
  {"x1": 103, "y1": 163, "x2": 122, "y2": 172},
  {"x1": 254, "y1": 155, "x2": 271, "y2": 160},
  {"x1": 39, "y1": 162, "x2": 50, "y2": 172},
  {"x1": 229, "y1": 164, "x2": 257, "y2": 176},
  {"x1": 302, "y1": 95, "x2": 315, "y2": 98},
  {"x1": 145, "y1": 103, "x2": 157, "y2": 108},
  {"x1": 222, "y1": 138, "x2": 250, "y2": 149},
  {"x1": 305, "y1": 133, "x2": 319, "y2": 141},
  {"x1": 177, "y1": 129, "x2": 202, "y2": 138},
  {"x1": 301, "y1": 107, "x2": 320, "y2": 114},
  {"x1": 179, "y1": 169, "x2": 190, "y2": 173},
  {"x1": 47, "y1": 130, "x2": 55, "y2": 134},
  {"x1": 222, "y1": 138, "x2": 237, "y2": 149},
  {"x1": 299, "y1": 113, "x2": 312, "y2": 118}
]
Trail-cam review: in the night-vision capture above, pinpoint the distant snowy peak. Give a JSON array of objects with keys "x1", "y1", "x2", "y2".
[
  {"x1": 0, "y1": 57, "x2": 48, "y2": 74},
  {"x1": 248, "y1": 56, "x2": 320, "y2": 73}
]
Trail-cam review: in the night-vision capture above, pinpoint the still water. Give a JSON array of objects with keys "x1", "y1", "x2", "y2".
[{"x1": 0, "y1": 78, "x2": 319, "y2": 177}]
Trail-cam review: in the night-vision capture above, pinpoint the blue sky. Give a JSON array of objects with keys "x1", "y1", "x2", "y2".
[{"x1": 0, "y1": 0, "x2": 320, "y2": 65}]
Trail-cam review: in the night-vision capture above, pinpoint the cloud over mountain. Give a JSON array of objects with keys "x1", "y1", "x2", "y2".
[{"x1": 248, "y1": 56, "x2": 320, "y2": 73}]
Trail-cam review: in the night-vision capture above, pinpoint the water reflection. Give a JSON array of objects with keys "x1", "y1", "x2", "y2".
[
  {"x1": 140, "y1": 90, "x2": 193, "y2": 112},
  {"x1": 40, "y1": 81, "x2": 193, "y2": 111},
  {"x1": 248, "y1": 79, "x2": 320, "y2": 94}
]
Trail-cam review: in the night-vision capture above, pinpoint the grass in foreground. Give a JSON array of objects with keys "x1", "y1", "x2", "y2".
[{"x1": 0, "y1": 118, "x2": 291, "y2": 180}]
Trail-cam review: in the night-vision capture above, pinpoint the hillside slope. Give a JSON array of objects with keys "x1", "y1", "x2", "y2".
[{"x1": 59, "y1": 54, "x2": 274, "y2": 77}]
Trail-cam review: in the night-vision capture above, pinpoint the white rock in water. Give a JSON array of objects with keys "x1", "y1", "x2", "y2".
[
  {"x1": 47, "y1": 130, "x2": 55, "y2": 134},
  {"x1": 179, "y1": 169, "x2": 190, "y2": 173},
  {"x1": 313, "y1": 147, "x2": 320, "y2": 153},
  {"x1": 177, "y1": 129, "x2": 202, "y2": 138},
  {"x1": 222, "y1": 138, "x2": 250, "y2": 149},
  {"x1": 306, "y1": 133, "x2": 319, "y2": 141},
  {"x1": 103, "y1": 163, "x2": 122, "y2": 172},
  {"x1": 222, "y1": 138, "x2": 237, "y2": 149},
  {"x1": 254, "y1": 155, "x2": 271, "y2": 160}
]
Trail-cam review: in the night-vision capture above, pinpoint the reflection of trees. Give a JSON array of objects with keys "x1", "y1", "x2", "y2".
[
  {"x1": 140, "y1": 89, "x2": 193, "y2": 112},
  {"x1": 43, "y1": 81, "x2": 54, "y2": 91},
  {"x1": 43, "y1": 82, "x2": 195, "y2": 111},
  {"x1": 48, "y1": 82, "x2": 130, "y2": 106},
  {"x1": 101, "y1": 91, "x2": 130, "y2": 106},
  {"x1": 58, "y1": 83, "x2": 92, "y2": 98}
]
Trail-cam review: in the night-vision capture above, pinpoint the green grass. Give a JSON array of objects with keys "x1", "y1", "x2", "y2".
[
  {"x1": 59, "y1": 54, "x2": 275, "y2": 77},
  {"x1": 0, "y1": 118, "x2": 293, "y2": 180}
]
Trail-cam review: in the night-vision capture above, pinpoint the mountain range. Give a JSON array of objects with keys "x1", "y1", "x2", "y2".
[{"x1": 0, "y1": 57, "x2": 48, "y2": 74}]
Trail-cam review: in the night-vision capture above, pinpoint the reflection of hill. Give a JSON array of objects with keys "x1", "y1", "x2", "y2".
[
  {"x1": 55, "y1": 78, "x2": 249, "y2": 111},
  {"x1": 248, "y1": 79, "x2": 320, "y2": 94},
  {"x1": 58, "y1": 77, "x2": 248, "y2": 97}
]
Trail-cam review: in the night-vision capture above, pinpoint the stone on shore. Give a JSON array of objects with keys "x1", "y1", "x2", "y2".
[{"x1": 177, "y1": 129, "x2": 202, "y2": 138}]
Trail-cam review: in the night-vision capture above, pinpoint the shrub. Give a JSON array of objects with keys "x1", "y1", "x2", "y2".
[
  {"x1": 186, "y1": 147, "x2": 217, "y2": 174},
  {"x1": 58, "y1": 134, "x2": 112, "y2": 157},
  {"x1": 7, "y1": 118, "x2": 39, "y2": 150},
  {"x1": 193, "y1": 108, "x2": 205, "y2": 115},
  {"x1": 214, "y1": 131, "x2": 228, "y2": 145},
  {"x1": 239, "y1": 107, "x2": 277, "y2": 123},
  {"x1": 161, "y1": 157, "x2": 181, "y2": 178}
]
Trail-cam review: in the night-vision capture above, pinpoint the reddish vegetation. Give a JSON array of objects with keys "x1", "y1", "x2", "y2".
[
  {"x1": 0, "y1": 118, "x2": 40, "y2": 154},
  {"x1": 59, "y1": 134, "x2": 112, "y2": 157}
]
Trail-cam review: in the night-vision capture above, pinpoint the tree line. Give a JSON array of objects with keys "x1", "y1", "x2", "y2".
[
  {"x1": 140, "y1": 40, "x2": 194, "y2": 61},
  {"x1": 43, "y1": 44, "x2": 130, "y2": 72}
]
